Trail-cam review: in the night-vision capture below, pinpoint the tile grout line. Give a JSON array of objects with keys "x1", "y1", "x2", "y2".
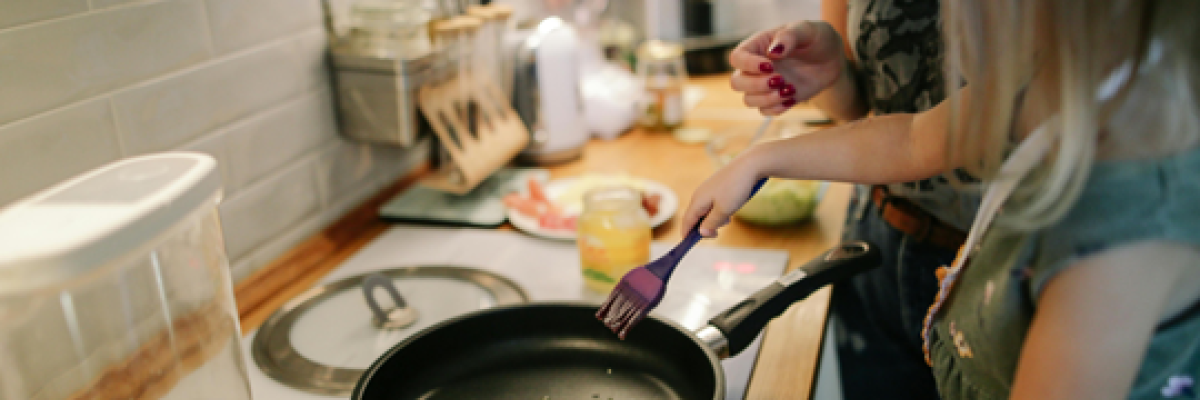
[
  {"x1": 0, "y1": 0, "x2": 177, "y2": 35},
  {"x1": 106, "y1": 98, "x2": 131, "y2": 157},
  {"x1": 194, "y1": 0, "x2": 219, "y2": 57}
]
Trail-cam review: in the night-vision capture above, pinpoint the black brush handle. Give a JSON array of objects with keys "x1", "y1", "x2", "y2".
[{"x1": 707, "y1": 241, "x2": 881, "y2": 357}]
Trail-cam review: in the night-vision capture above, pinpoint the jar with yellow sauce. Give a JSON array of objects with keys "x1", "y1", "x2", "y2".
[{"x1": 577, "y1": 186, "x2": 651, "y2": 293}]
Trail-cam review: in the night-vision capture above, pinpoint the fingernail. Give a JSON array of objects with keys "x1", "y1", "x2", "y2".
[
  {"x1": 759, "y1": 62, "x2": 774, "y2": 73},
  {"x1": 782, "y1": 98, "x2": 797, "y2": 108},
  {"x1": 779, "y1": 83, "x2": 796, "y2": 97},
  {"x1": 767, "y1": 75, "x2": 784, "y2": 89},
  {"x1": 770, "y1": 44, "x2": 785, "y2": 55}
]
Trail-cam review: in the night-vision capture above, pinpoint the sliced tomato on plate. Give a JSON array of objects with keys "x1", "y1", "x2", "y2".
[
  {"x1": 538, "y1": 213, "x2": 577, "y2": 231},
  {"x1": 641, "y1": 192, "x2": 662, "y2": 217},
  {"x1": 504, "y1": 193, "x2": 546, "y2": 219}
]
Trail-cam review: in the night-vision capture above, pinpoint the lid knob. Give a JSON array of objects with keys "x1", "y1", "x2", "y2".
[{"x1": 362, "y1": 273, "x2": 419, "y2": 330}]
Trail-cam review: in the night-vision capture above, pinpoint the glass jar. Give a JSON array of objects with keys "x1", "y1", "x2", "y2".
[
  {"x1": 347, "y1": 0, "x2": 432, "y2": 60},
  {"x1": 577, "y1": 186, "x2": 652, "y2": 293},
  {"x1": 637, "y1": 40, "x2": 688, "y2": 131}
]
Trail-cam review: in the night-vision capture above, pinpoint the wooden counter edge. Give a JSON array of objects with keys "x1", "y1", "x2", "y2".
[{"x1": 234, "y1": 164, "x2": 430, "y2": 334}]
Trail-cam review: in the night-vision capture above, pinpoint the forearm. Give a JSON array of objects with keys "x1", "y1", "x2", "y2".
[
  {"x1": 812, "y1": 0, "x2": 869, "y2": 122},
  {"x1": 746, "y1": 111, "x2": 949, "y2": 184},
  {"x1": 809, "y1": 61, "x2": 869, "y2": 122}
]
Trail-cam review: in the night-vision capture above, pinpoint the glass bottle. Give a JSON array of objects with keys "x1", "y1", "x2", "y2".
[
  {"x1": 637, "y1": 40, "x2": 688, "y2": 130},
  {"x1": 577, "y1": 186, "x2": 652, "y2": 293}
]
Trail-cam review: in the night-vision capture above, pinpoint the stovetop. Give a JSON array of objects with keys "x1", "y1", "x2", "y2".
[{"x1": 243, "y1": 225, "x2": 789, "y2": 400}]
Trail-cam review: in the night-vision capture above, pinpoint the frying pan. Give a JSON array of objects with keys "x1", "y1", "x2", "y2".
[{"x1": 353, "y1": 241, "x2": 880, "y2": 400}]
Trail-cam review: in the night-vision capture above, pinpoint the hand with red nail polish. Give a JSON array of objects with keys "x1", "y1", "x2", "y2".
[
  {"x1": 728, "y1": 20, "x2": 847, "y2": 116},
  {"x1": 767, "y1": 75, "x2": 785, "y2": 89},
  {"x1": 779, "y1": 83, "x2": 797, "y2": 97}
]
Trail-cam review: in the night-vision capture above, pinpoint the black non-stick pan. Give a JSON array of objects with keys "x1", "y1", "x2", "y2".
[{"x1": 353, "y1": 241, "x2": 880, "y2": 400}]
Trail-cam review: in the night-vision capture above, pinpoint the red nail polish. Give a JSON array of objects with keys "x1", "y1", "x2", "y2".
[
  {"x1": 779, "y1": 83, "x2": 796, "y2": 97},
  {"x1": 759, "y1": 62, "x2": 774, "y2": 73},
  {"x1": 767, "y1": 75, "x2": 784, "y2": 89},
  {"x1": 770, "y1": 44, "x2": 785, "y2": 55},
  {"x1": 782, "y1": 98, "x2": 797, "y2": 108}
]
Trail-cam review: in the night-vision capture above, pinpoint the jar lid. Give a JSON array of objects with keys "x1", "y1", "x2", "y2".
[
  {"x1": 0, "y1": 152, "x2": 220, "y2": 294},
  {"x1": 638, "y1": 39, "x2": 684, "y2": 61},
  {"x1": 434, "y1": 15, "x2": 483, "y2": 34},
  {"x1": 251, "y1": 266, "x2": 528, "y2": 396}
]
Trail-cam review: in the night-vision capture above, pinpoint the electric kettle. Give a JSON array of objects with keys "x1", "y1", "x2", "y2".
[
  {"x1": 0, "y1": 153, "x2": 251, "y2": 400},
  {"x1": 511, "y1": 16, "x2": 590, "y2": 165}
]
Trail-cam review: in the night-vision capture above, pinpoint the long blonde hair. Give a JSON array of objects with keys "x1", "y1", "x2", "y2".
[{"x1": 943, "y1": 0, "x2": 1200, "y2": 231}]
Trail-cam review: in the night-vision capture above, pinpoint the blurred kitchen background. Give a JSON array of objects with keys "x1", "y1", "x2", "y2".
[{"x1": 0, "y1": 0, "x2": 820, "y2": 284}]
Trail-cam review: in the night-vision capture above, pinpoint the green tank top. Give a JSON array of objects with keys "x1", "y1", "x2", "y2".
[{"x1": 926, "y1": 145, "x2": 1200, "y2": 399}]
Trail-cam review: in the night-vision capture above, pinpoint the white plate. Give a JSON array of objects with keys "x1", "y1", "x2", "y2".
[{"x1": 506, "y1": 176, "x2": 680, "y2": 241}]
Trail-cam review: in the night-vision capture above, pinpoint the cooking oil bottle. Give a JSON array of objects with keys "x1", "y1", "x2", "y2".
[{"x1": 577, "y1": 186, "x2": 651, "y2": 293}]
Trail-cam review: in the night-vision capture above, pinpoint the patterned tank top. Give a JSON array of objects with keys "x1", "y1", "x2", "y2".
[{"x1": 847, "y1": 0, "x2": 980, "y2": 231}]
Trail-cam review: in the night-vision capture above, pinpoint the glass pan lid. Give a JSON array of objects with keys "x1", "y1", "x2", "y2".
[{"x1": 251, "y1": 265, "x2": 528, "y2": 396}]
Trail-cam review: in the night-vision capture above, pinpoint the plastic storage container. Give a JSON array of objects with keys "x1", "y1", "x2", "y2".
[{"x1": 0, "y1": 153, "x2": 251, "y2": 400}]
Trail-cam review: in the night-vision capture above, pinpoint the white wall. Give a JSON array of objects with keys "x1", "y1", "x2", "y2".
[{"x1": 0, "y1": 0, "x2": 425, "y2": 282}]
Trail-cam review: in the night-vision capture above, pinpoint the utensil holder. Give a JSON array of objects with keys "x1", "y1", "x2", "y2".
[{"x1": 329, "y1": 46, "x2": 454, "y2": 147}]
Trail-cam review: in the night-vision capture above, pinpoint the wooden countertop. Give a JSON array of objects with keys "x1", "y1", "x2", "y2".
[{"x1": 235, "y1": 74, "x2": 849, "y2": 399}]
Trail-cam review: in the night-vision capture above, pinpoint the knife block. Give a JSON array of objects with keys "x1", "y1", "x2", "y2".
[{"x1": 417, "y1": 74, "x2": 529, "y2": 194}]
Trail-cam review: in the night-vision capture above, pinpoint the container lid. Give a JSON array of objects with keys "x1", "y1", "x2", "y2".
[
  {"x1": 251, "y1": 266, "x2": 528, "y2": 396},
  {"x1": 0, "y1": 152, "x2": 220, "y2": 294}
]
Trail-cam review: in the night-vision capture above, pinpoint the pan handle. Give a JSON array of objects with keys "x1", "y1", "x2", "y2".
[{"x1": 703, "y1": 241, "x2": 881, "y2": 357}]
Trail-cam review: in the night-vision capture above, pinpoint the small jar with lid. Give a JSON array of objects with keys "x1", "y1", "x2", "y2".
[
  {"x1": 347, "y1": 0, "x2": 432, "y2": 60},
  {"x1": 637, "y1": 40, "x2": 688, "y2": 130},
  {"x1": 576, "y1": 186, "x2": 652, "y2": 293}
]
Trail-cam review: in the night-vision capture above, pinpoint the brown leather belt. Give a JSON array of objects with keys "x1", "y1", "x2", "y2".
[{"x1": 871, "y1": 186, "x2": 967, "y2": 250}]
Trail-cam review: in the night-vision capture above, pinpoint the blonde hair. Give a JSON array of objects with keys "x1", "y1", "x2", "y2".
[{"x1": 943, "y1": 0, "x2": 1200, "y2": 231}]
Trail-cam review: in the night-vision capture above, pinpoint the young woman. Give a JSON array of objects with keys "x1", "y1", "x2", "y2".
[
  {"x1": 691, "y1": 0, "x2": 1200, "y2": 397},
  {"x1": 729, "y1": 0, "x2": 961, "y2": 397}
]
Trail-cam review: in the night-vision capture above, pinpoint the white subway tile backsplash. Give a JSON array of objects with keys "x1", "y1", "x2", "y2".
[
  {"x1": 372, "y1": 139, "x2": 428, "y2": 181},
  {"x1": 218, "y1": 160, "x2": 320, "y2": 261},
  {"x1": 0, "y1": 0, "x2": 211, "y2": 125},
  {"x1": 0, "y1": 0, "x2": 426, "y2": 283},
  {"x1": 314, "y1": 136, "x2": 427, "y2": 209},
  {"x1": 0, "y1": 99, "x2": 122, "y2": 207},
  {"x1": 240, "y1": 210, "x2": 327, "y2": 280},
  {"x1": 224, "y1": 89, "x2": 338, "y2": 193},
  {"x1": 112, "y1": 28, "x2": 328, "y2": 155},
  {"x1": 178, "y1": 129, "x2": 231, "y2": 195},
  {"x1": 314, "y1": 139, "x2": 378, "y2": 208},
  {"x1": 0, "y1": 0, "x2": 87, "y2": 30},
  {"x1": 203, "y1": 0, "x2": 323, "y2": 54}
]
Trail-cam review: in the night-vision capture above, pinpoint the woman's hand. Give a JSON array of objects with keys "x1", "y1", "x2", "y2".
[
  {"x1": 729, "y1": 21, "x2": 847, "y2": 116},
  {"x1": 682, "y1": 150, "x2": 768, "y2": 237}
]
